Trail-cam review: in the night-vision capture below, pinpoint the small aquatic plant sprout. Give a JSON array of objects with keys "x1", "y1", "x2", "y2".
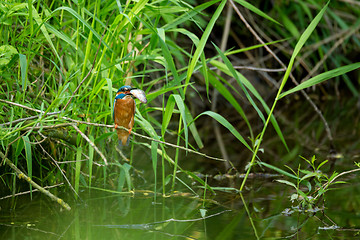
[
  {"x1": 113, "y1": 86, "x2": 147, "y2": 145},
  {"x1": 276, "y1": 155, "x2": 344, "y2": 212}
]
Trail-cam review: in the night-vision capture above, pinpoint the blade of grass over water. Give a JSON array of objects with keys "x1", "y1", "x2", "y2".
[
  {"x1": 195, "y1": 111, "x2": 252, "y2": 152},
  {"x1": 213, "y1": 43, "x2": 265, "y2": 124},
  {"x1": 240, "y1": 1, "x2": 330, "y2": 191},
  {"x1": 207, "y1": 73, "x2": 253, "y2": 139},
  {"x1": 210, "y1": 60, "x2": 288, "y2": 151}
]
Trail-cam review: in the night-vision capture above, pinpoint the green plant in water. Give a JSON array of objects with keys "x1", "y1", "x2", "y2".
[{"x1": 277, "y1": 155, "x2": 344, "y2": 212}]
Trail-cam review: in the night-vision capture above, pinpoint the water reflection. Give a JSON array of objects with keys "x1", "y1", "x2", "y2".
[{"x1": 1, "y1": 180, "x2": 360, "y2": 239}]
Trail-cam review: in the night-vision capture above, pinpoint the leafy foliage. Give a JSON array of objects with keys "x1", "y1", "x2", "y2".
[{"x1": 0, "y1": 0, "x2": 359, "y2": 206}]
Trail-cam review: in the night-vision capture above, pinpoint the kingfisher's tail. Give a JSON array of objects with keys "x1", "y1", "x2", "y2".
[{"x1": 116, "y1": 129, "x2": 130, "y2": 146}]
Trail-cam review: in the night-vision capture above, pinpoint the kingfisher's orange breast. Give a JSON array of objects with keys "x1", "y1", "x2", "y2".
[{"x1": 114, "y1": 97, "x2": 135, "y2": 145}]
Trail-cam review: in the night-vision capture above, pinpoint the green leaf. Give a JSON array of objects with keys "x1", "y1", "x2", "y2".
[
  {"x1": 317, "y1": 160, "x2": 328, "y2": 170},
  {"x1": 260, "y1": 162, "x2": 299, "y2": 180},
  {"x1": 23, "y1": 135, "x2": 32, "y2": 198},
  {"x1": 0, "y1": 45, "x2": 18, "y2": 66},
  {"x1": 157, "y1": 27, "x2": 181, "y2": 91},
  {"x1": 19, "y1": 54, "x2": 27, "y2": 90},
  {"x1": 122, "y1": 163, "x2": 133, "y2": 191},
  {"x1": 105, "y1": 78, "x2": 113, "y2": 119},
  {"x1": 279, "y1": 62, "x2": 360, "y2": 99},
  {"x1": 185, "y1": 106, "x2": 204, "y2": 149},
  {"x1": 233, "y1": 0, "x2": 281, "y2": 25},
  {"x1": 200, "y1": 208, "x2": 207, "y2": 218},
  {"x1": 173, "y1": 94, "x2": 188, "y2": 149},
  {"x1": 208, "y1": 72, "x2": 253, "y2": 135},
  {"x1": 280, "y1": 11, "x2": 300, "y2": 38},
  {"x1": 277, "y1": 1, "x2": 330, "y2": 95},
  {"x1": 300, "y1": 172, "x2": 318, "y2": 182},
  {"x1": 44, "y1": 23, "x2": 77, "y2": 50},
  {"x1": 146, "y1": 84, "x2": 189, "y2": 102},
  {"x1": 210, "y1": 60, "x2": 288, "y2": 151},
  {"x1": 75, "y1": 147, "x2": 82, "y2": 199},
  {"x1": 88, "y1": 136, "x2": 94, "y2": 189},
  {"x1": 161, "y1": 95, "x2": 176, "y2": 136},
  {"x1": 151, "y1": 141, "x2": 158, "y2": 200},
  {"x1": 213, "y1": 43, "x2": 265, "y2": 123},
  {"x1": 276, "y1": 179, "x2": 297, "y2": 189},
  {"x1": 52, "y1": 7, "x2": 110, "y2": 51},
  {"x1": 29, "y1": 5, "x2": 63, "y2": 68},
  {"x1": 164, "y1": 0, "x2": 220, "y2": 30},
  {"x1": 196, "y1": 111, "x2": 252, "y2": 152},
  {"x1": 185, "y1": 0, "x2": 227, "y2": 93}
]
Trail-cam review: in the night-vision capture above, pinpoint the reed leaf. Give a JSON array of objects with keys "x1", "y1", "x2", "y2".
[{"x1": 278, "y1": 62, "x2": 360, "y2": 99}]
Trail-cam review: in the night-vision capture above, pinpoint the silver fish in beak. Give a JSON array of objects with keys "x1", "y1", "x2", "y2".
[{"x1": 130, "y1": 88, "x2": 147, "y2": 104}]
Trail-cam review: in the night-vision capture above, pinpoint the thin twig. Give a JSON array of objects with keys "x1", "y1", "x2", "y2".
[
  {"x1": 36, "y1": 136, "x2": 82, "y2": 200},
  {"x1": 72, "y1": 124, "x2": 108, "y2": 165},
  {"x1": 98, "y1": 209, "x2": 232, "y2": 228},
  {"x1": 0, "y1": 99, "x2": 42, "y2": 113},
  {"x1": 0, "y1": 183, "x2": 64, "y2": 200},
  {"x1": 320, "y1": 168, "x2": 360, "y2": 195},
  {"x1": 62, "y1": 117, "x2": 226, "y2": 162}
]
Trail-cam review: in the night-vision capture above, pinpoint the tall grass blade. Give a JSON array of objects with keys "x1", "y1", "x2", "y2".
[
  {"x1": 173, "y1": 94, "x2": 188, "y2": 149},
  {"x1": 185, "y1": 106, "x2": 204, "y2": 149},
  {"x1": 278, "y1": 62, "x2": 360, "y2": 99},
  {"x1": 258, "y1": 162, "x2": 299, "y2": 180},
  {"x1": 88, "y1": 136, "x2": 94, "y2": 189},
  {"x1": 22, "y1": 136, "x2": 32, "y2": 199},
  {"x1": 52, "y1": 7, "x2": 110, "y2": 50},
  {"x1": 121, "y1": 163, "x2": 133, "y2": 191},
  {"x1": 240, "y1": 1, "x2": 330, "y2": 191},
  {"x1": 208, "y1": 73, "x2": 252, "y2": 134},
  {"x1": 233, "y1": 0, "x2": 281, "y2": 25},
  {"x1": 196, "y1": 111, "x2": 252, "y2": 152},
  {"x1": 19, "y1": 54, "x2": 27, "y2": 91},
  {"x1": 213, "y1": 44, "x2": 265, "y2": 123},
  {"x1": 161, "y1": 94, "x2": 176, "y2": 137},
  {"x1": 278, "y1": 1, "x2": 330, "y2": 94},
  {"x1": 164, "y1": 0, "x2": 220, "y2": 30},
  {"x1": 211, "y1": 60, "x2": 288, "y2": 151},
  {"x1": 75, "y1": 147, "x2": 82, "y2": 199},
  {"x1": 106, "y1": 78, "x2": 113, "y2": 118},
  {"x1": 184, "y1": 171, "x2": 215, "y2": 194},
  {"x1": 151, "y1": 141, "x2": 158, "y2": 201},
  {"x1": 146, "y1": 84, "x2": 189, "y2": 102},
  {"x1": 29, "y1": 5, "x2": 63, "y2": 68},
  {"x1": 185, "y1": 0, "x2": 227, "y2": 93}
]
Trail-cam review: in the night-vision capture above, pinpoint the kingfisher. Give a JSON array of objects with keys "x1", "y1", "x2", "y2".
[{"x1": 113, "y1": 85, "x2": 147, "y2": 145}]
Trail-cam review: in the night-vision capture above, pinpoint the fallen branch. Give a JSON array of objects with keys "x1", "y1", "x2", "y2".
[{"x1": 0, "y1": 151, "x2": 71, "y2": 211}]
